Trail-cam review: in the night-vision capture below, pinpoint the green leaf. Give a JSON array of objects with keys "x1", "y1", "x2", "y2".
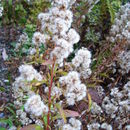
[
  {"x1": 5, "y1": 107, "x2": 16, "y2": 117},
  {"x1": 20, "y1": 124, "x2": 42, "y2": 130},
  {"x1": 43, "y1": 115, "x2": 47, "y2": 126},
  {"x1": 87, "y1": 93, "x2": 92, "y2": 111},
  {"x1": 8, "y1": 0, "x2": 12, "y2": 6},
  {"x1": 0, "y1": 127, "x2": 6, "y2": 130},
  {"x1": 0, "y1": 118, "x2": 13, "y2": 128},
  {"x1": 55, "y1": 104, "x2": 67, "y2": 123},
  {"x1": 20, "y1": 105, "x2": 24, "y2": 111},
  {"x1": 35, "y1": 126, "x2": 43, "y2": 130},
  {"x1": 107, "y1": 0, "x2": 115, "y2": 23},
  {"x1": 10, "y1": 42, "x2": 16, "y2": 47},
  {"x1": 0, "y1": 87, "x2": 5, "y2": 92}
]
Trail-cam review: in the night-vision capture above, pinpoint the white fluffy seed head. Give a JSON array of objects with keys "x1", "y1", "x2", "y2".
[
  {"x1": 67, "y1": 29, "x2": 80, "y2": 44},
  {"x1": 32, "y1": 32, "x2": 45, "y2": 45},
  {"x1": 59, "y1": 71, "x2": 87, "y2": 105},
  {"x1": 24, "y1": 95, "x2": 48, "y2": 117},
  {"x1": 59, "y1": 71, "x2": 81, "y2": 87},
  {"x1": 62, "y1": 118, "x2": 82, "y2": 130},
  {"x1": 69, "y1": 118, "x2": 82, "y2": 130},
  {"x1": 19, "y1": 65, "x2": 42, "y2": 81}
]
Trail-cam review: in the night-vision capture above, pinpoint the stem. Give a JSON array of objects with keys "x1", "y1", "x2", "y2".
[{"x1": 46, "y1": 62, "x2": 55, "y2": 130}]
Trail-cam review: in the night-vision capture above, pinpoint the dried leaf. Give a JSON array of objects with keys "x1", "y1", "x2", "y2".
[
  {"x1": 88, "y1": 88, "x2": 102, "y2": 104},
  {"x1": 42, "y1": 60, "x2": 54, "y2": 66}
]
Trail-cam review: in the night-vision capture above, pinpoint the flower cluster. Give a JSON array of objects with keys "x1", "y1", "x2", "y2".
[
  {"x1": 0, "y1": 0, "x2": 3, "y2": 17},
  {"x1": 13, "y1": 65, "x2": 42, "y2": 94},
  {"x1": 72, "y1": 47, "x2": 92, "y2": 79},
  {"x1": 15, "y1": 33, "x2": 29, "y2": 51},
  {"x1": 96, "y1": 81, "x2": 130, "y2": 129},
  {"x1": 91, "y1": 102, "x2": 102, "y2": 115},
  {"x1": 13, "y1": 65, "x2": 43, "y2": 100},
  {"x1": 62, "y1": 118, "x2": 81, "y2": 130},
  {"x1": 118, "y1": 50, "x2": 130, "y2": 74},
  {"x1": 107, "y1": 3, "x2": 130, "y2": 44},
  {"x1": 45, "y1": 84, "x2": 62, "y2": 98},
  {"x1": 24, "y1": 95, "x2": 48, "y2": 116},
  {"x1": 87, "y1": 122, "x2": 112, "y2": 130},
  {"x1": 11, "y1": 0, "x2": 93, "y2": 129},
  {"x1": 103, "y1": 82, "x2": 129, "y2": 125},
  {"x1": 59, "y1": 71, "x2": 87, "y2": 105},
  {"x1": 18, "y1": 64, "x2": 43, "y2": 81},
  {"x1": 28, "y1": 0, "x2": 80, "y2": 66},
  {"x1": 12, "y1": 65, "x2": 48, "y2": 126}
]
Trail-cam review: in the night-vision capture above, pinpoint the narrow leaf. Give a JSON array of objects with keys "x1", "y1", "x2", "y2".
[
  {"x1": 55, "y1": 104, "x2": 67, "y2": 123},
  {"x1": 87, "y1": 92, "x2": 92, "y2": 111},
  {"x1": 63, "y1": 110, "x2": 80, "y2": 117}
]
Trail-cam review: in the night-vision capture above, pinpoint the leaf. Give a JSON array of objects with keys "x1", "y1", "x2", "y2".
[
  {"x1": 43, "y1": 115, "x2": 47, "y2": 126},
  {"x1": 56, "y1": 70, "x2": 68, "y2": 76},
  {"x1": 20, "y1": 125, "x2": 42, "y2": 130},
  {"x1": 0, "y1": 127, "x2": 6, "y2": 130},
  {"x1": 42, "y1": 59, "x2": 54, "y2": 65},
  {"x1": 87, "y1": 92, "x2": 92, "y2": 111},
  {"x1": 0, "y1": 87, "x2": 6, "y2": 92},
  {"x1": 5, "y1": 107, "x2": 16, "y2": 117},
  {"x1": 63, "y1": 110, "x2": 80, "y2": 117},
  {"x1": 55, "y1": 104, "x2": 67, "y2": 123},
  {"x1": 88, "y1": 88, "x2": 102, "y2": 104},
  {"x1": 107, "y1": 0, "x2": 115, "y2": 23},
  {"x1": 8, "y1": 0, "x2": 12, "y2": 6},
  {"x1": 0, "y1": 118, "x2": 13, "y2": 128},
  {"x1": 10, "y1": 42, "x2": 16, "y2": 47},
  {"x1": 99, "y1": 73, "x2": 109, "y2": 78},
  {"x1": 7, "y1": 103, "x2": 16, "y2": 109},
  {"x1": 20, "y1": 105, "x2": 24, "y2": 111}
]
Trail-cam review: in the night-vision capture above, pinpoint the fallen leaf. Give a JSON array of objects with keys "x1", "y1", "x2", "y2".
[
  {"x1": 88, "y1": 88, "x2": 102, "y2": 104},
  {"x1": 64, "y1": 110, "x2": 80, "y2": 117}
]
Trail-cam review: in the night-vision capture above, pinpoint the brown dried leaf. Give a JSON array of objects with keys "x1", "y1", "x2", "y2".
[
  {"x1": 64, "y1": 110, "x2": 80, "y2": 117},
  {"x1": 88, "y1": 88, "x2": 102, "y2": 104},
  {"x1": 42, "y1": 60, "x2": 54, "y2": 66}
]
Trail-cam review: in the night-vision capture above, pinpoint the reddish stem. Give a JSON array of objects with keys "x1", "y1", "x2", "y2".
[{"x1": 46, "y1": 62, "x2": 55, "y2": 130}]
